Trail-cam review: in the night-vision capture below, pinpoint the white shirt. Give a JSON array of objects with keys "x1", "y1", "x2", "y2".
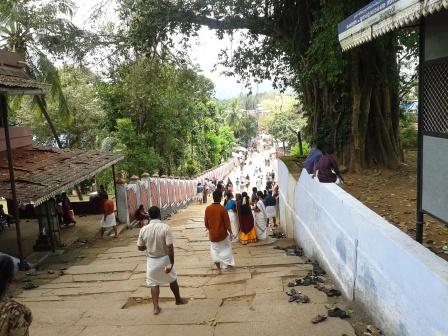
[{"x1": 137, "y1": 219, "x2": 174, "y2": 258}]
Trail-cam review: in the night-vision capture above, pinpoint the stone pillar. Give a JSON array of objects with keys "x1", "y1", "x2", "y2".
[{"x1": 115, "y1": 177, "x2": 128, "y2": 224}]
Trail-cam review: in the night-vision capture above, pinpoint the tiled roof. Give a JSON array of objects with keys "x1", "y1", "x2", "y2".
[
  {"x1": 0, "y1": 146, "x2": 123, "y2": 206},
  {"x1": 0, "y1": 74, "x2": 51, "y2": 91},
  {"x1": 0, "y1": 52, "x2": 50, "y2": 94}
]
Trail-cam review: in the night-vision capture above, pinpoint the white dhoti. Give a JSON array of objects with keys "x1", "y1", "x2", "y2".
[
  {"x1": 146, "y1": 255, "x2": 177, "y2": 287},
  {"x1": 254, "y1": 212, "x2": 267, "y2": 240},
  {"x1": 266, "y1": 206, "x2": 276, "y2": 219},
  {"x1": 210, "y1": 237, "x2": 235, "y2": 268},
  {"x1": 228, "y1": 211, "x2": 239, "y2": 242},
  {"x1": 100, "y1": 214, "x2": 116, "y2": 228}
]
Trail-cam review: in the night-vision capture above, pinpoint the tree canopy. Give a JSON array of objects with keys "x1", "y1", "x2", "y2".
[
  {"x1": 117, "y1": 0, "x2": 418, "y2": 170},
  {"x1": 1, "y1": 0, "x2": 419, "y2": 183}
]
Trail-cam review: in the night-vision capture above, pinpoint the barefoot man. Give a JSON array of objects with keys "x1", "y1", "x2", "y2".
[
  {"x1": 137, "y1": 206, "x2": 187, "y2": 314},
  {"x1": 100, "y1": 197, "x2": 118, "y2": 238},
  {"x1": 204, "y1": 190, "x2": 235, "y2": 274}
]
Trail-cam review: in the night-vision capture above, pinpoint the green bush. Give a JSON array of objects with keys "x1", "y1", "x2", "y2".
[
  {"x1": 291, "y1": 142, "x2": 311, "y2": 157},
  {"x1": 400, "y1": 117, "x2": 418, "y2": 149}
]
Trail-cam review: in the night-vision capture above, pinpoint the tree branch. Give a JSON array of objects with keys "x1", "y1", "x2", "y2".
[{"x1": 172, "y1": 10, "x2": 274, "y2": 36}]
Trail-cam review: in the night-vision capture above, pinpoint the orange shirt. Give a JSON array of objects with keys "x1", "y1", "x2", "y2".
[
  {"x1": 103, "y1": 199, "x2": 115, "y2": 216},
  {"x1": 204, "y1": 203, "x2": 231, "y2": 242}
]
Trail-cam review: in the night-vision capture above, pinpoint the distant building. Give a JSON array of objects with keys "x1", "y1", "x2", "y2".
[{"x1": 400, "y1": 100, "x2": 418, "y2": 115}]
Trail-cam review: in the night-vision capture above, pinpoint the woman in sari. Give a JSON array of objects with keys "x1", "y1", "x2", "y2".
[
  {"x1": 237, "y1": 192, "x2": 257, "y2": 245},
  {"x1": 253, "y1": 191, "x2": 268, "y2": 240},
  {"x1": 0, "y1": 256, "x2": 33, "y2": 336},
  {"x1": 61, "y1": 192, "x2": 76, "y2": 226}
]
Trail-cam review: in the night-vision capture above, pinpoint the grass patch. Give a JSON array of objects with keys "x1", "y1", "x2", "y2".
[{"x1": 279, "y1": 156, "x2": 306, "y2": 179}]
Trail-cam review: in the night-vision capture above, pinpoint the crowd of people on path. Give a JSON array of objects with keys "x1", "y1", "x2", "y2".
[
  {"x1": 0, "y1": 142, "x2": 277, "y2": 323},
  {"x1": 204, "y1": 172, "x2": 280, "y2": 273}
]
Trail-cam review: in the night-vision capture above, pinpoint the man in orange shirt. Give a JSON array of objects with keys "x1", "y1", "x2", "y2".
[
  {"x1": 100, "y1": 197, "x2": 118, "y2": 238},
  {"x1": 204, "y1": 190, "x2": 235, "y2": 274}
]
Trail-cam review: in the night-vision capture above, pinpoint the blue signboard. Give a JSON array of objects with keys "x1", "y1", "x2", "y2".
[
  {"x1": 338, "y1": 0, "x2": 402, "y2": 34},
  {"x1": 338, "y1": 0, "x2": 420, "y2": 47}
]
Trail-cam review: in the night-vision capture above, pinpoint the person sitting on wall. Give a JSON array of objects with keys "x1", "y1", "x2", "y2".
[
  {"x1": 304, "y1": 142, "x2": 324, "y2": 174},
  {"x1": 316, "y1": 145, "x2": 346, "y2": 184},
  {"x1": 135, "y1": 204, "x2": 149, "y2": 228}
]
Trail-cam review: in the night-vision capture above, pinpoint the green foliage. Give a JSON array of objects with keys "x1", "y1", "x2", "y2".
[
  {"x1": 218, "y1": 126, "x2": 237, "y2": 158},
  {"x1": 112, "y1": 118, "x2": 161, "y2": 175},
  {"x1": 400, "y1": 116, "x2": 418, "y2": 149},
  {"x1": 239, "y1": 115, "x2": 258, "y2": 145},
  {"x1": 223, "y1": 99, "x2": 257, "y2": 145},
  {"x1": 264, "y1": 102, "x2": 307, "y2": 147},
  {"x1": 267, "y1": 112, "x2": 295, "y2": 144},
  {"x1": 95, "y1": 169, "x2": 114, "y2": 195},
  {"x1": 96, "y1": 57, "x2": 246, "y2": 176},
  {"x1": 12, "y1": 66, "x2": 106, "y2": 148},
  {"x1": 117, "y1": 0, "x2": 407, "y2": 168},
  {"x1": 1, "y1": 0, "x2": 96, "y2": 122},
  {"x1": 291, "y1": 142, "x2": 311, "y2": 157},
  {"x1": 301, "y1": 2, "x2": 345, "y2": 87},
  {"x1": 397, "y1": 28, "x2": 419, "y2": 101}
]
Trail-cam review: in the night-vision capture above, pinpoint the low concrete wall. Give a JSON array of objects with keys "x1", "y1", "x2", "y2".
[{"x1": 278, "y1": 159, "x2": 448, "y2": 336}]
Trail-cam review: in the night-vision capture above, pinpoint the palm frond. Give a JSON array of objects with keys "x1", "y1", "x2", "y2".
[{"x1": 33, "y1": 52, "x2": 71, "y2": 122}]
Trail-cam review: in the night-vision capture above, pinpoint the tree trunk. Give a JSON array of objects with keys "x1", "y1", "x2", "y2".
[
  {"x1": 35, "y1": 95, "x2": 63, "y2": 148},
  {"x1": 74, "y1": 185, "x2": 84, "y2": 201},
  {"x1": 35, "y1": 96, "x2": 86, "y2": 200},
  {"x1": 303, "y1": 34, "x2": 402, "y2": 171},
  {"x1": 350, "y1": 50, "x2": 362, "y2": 172},
  {"x1": 298, "y1": 131, "x2": 303, "y2": 156}
]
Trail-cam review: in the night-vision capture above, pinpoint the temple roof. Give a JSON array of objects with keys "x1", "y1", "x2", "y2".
[
  {"x1": 0, "y1": 146, "x2": 123, "y2": 206},
  {"x1": 0, "y1": 51, "x2": 50, "y2": 95}
]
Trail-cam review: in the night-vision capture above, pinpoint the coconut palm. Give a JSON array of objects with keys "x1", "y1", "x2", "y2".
[
  {"x1": 226, "y1": 99, "x2": 244, "y2": 137},
  {"x1": 0, "y1": 0, "x2": 92, "y2": 147}
]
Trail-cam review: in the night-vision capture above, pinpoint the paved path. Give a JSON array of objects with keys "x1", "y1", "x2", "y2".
[{"x1": 16, "y1": 203, "x2": 356, "y2": 336}]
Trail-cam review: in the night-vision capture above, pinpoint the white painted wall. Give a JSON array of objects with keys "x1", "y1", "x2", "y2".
[{"x1": 278, "y1": 159, "x2": 448, "y2": 336}]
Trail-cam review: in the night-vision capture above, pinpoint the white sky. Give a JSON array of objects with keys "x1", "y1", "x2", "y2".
[{"x1": 73, "y1": 0, "x2": 274, "y2": 99}]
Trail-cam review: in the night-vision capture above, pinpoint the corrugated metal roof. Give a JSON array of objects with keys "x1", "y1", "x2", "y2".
[
  {"x1": 0, "y1": 146, "x2": 123, "y2": 206},
  {"x1": 339, "y1": 0, "x2": 448, "y2": 52}
]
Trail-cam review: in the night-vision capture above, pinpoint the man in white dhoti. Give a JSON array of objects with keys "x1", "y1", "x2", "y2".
[
  {"x1": 137, "y1": 206, "x2": 187, "y2": 315},
  {"x1": 264, "y1": 190, "x2": 278, "y2": 227},
  {"x1": 100, "y1": 198, "x2": 118, "y2": 238},
  {"x1": 204, "y1": 191, "x2": 235, "y2": 274}
]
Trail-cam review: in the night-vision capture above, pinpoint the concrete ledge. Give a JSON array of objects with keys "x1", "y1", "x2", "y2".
[{"x1": 278, "y1": 160, "x2": 448, "y2": 336}]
